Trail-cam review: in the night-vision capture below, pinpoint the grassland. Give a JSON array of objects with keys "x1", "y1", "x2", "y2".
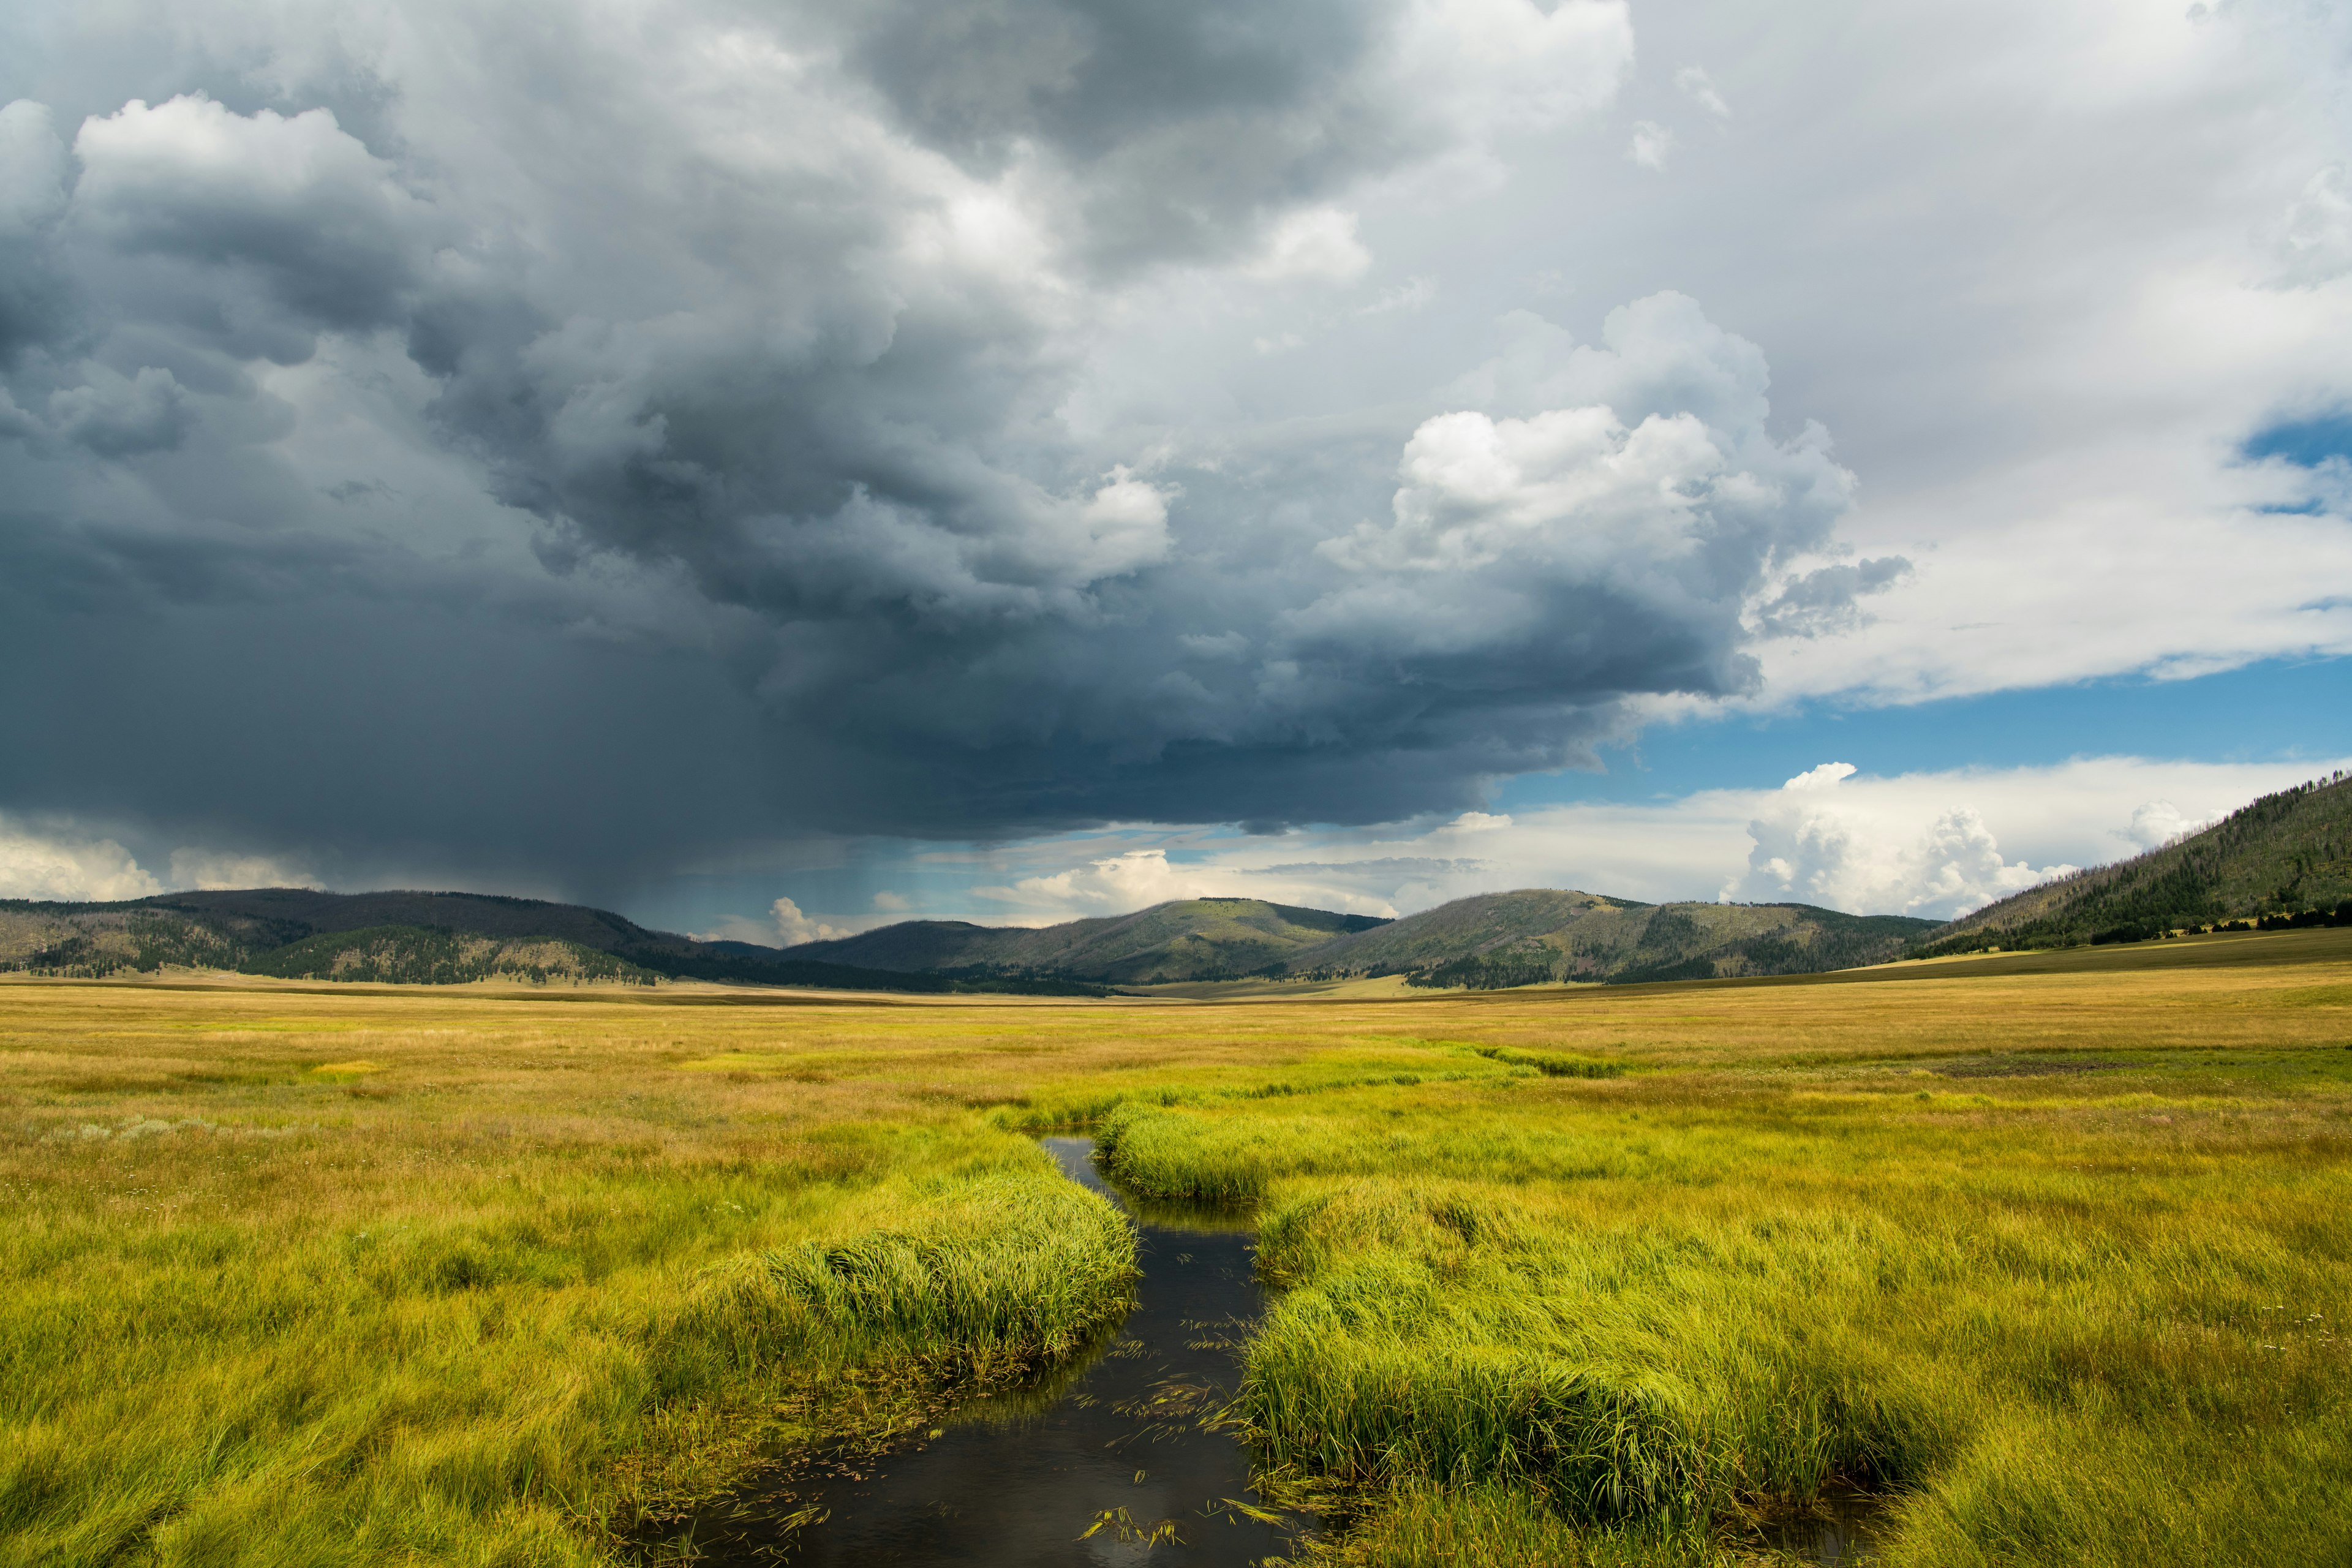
[{"x1": 2, "y1": 930, "x2": 2349, "y2": 1566}]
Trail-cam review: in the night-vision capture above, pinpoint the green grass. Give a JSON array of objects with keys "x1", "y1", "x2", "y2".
[
  {"x1": 1088, "y1": 985, "x2": 2352, "y2": 1563},
  {"x1": 0, "y1": 1136, "x2": 1133, "y2": 1566},
  {"x1": 689, "y1": 1170, "x2": 1134, "y2": 1381},
  {"x1": 0, "y1": 986, "x2": 1144, "y2": 1566},
  {"x1": 2, "y1": 932, "x2": 2350, "y2": 1565}
]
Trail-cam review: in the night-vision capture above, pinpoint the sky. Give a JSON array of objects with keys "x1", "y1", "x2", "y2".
[{"x1": 2, "y1": 0, "x2": 2350, "y2": 941}]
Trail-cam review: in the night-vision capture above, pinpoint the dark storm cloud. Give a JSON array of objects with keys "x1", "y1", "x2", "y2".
[
  {"x1": 0, "y1": 103, "x2": 75, "y2": 366},
  {"x1": 835, "y1": 0, "x2": 1410, "y2": 268},
  {"x1": 0, "y1": 0, "x2": 1900, "y2": 892}
]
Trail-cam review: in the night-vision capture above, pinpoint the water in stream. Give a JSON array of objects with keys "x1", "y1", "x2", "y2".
[
  {"x1": 685, "y1": 1137, "x2": 1293, "y2": 1566},
  {"x1": 1765, "y1": 1495, "x2": 1884, "y2": 1566},
  {"x1": 676, "y1": 1139, "x2": 1884, "y2": 1566}
]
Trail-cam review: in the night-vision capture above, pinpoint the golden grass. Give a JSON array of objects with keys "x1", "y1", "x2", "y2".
[{"x1": 1, "y1": 927, "x2": 2347, "y2": 1564}]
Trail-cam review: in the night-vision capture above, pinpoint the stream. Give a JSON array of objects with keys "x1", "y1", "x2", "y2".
[
  {"x1": 678, "y1": 1138, "x2": 1880, "y2": 1566},
  {"x1": 684, "y1": 1137, "x2": 1294, "y2": 1565}
]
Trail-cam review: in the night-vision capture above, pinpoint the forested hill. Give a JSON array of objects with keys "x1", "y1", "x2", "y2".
[
  {"x1": 788, "y1": 898, "x2": 1391, "y2": 984},
  {"x1": 1912, "y1": 769, "x2": 2352, "y2": 957},
  {"x1": 1281, "y1": 889, "x2": 1937, "y2": 987},
  {"x1": 798, "y1": 890, "x2": 1934, "y2": 988},
  {"x1": 0, "y1": 888, "x2": 1106, "y2": 995}
]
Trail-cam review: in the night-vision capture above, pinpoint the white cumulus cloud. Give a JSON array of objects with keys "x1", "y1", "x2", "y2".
[
  {"x1": 1725, "y1": 763, "x2": 2074, "y2": 919},
  {"x1": 769, "y1": 897, "x2": 851, "y2": 946},
  {"x1": 0, "y1": 818, "x2": 162, "y2": 902},
  {"x1": 2121, "y1": 799, "x2": 2218, "y2": 851},
  {"x1": 1304, "y1": 293, "x2": 1859, "y2": 670},
  {"x1": 976, "y1": 846, "x2": 1397, "y2": 919}
]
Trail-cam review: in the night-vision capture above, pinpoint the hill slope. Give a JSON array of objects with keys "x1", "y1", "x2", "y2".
[
  {"x1": 797, "y1": 890, "x2": 1935, "y2": 989},
  {"x1": 791, "y1": 898, "x2": 1391, "y2": 984},
  {"x1": 1913, "y1": 769, "x2": 2352, "y2": 957},
  {"x1": 1283, "y1": 889, "x2": 1937, "y2": 987},
  {"x1": 239, "y1": 926, "x2": 662, "y2": 986},
  {"x1": 0, "y1": 889, "x2": 1104, "y2": 995}
]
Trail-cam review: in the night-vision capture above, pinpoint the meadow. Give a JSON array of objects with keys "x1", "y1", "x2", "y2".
[{"x1": 0, "y1": 929, "x2": 2347, "y2": 1566}]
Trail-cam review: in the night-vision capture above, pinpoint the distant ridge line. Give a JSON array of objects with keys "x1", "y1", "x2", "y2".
[
  {"x1": 0, "y1": 888, "x2": 1110, "y2": 996},
  {"x1": 13, "y1": 763, "x2": 2339, "y2": 993}
]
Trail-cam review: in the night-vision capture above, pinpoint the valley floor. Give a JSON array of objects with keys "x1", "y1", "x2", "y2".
[{"x1": 2, "y1": 928, "x2": 2348, "y2": 1565}]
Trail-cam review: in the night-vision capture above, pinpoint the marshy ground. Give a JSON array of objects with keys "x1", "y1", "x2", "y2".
[{"x1": 2, "y1": 927, "x2": 2348, "y2": 1566}]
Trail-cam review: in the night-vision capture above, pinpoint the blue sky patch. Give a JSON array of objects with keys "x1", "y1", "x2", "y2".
[{"x1": 2244, "y1": 411, "x2": 2352, "y2": 468}]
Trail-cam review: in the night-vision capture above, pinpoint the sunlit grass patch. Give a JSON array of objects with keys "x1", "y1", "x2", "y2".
[{"x1": 686, "y1": 1169, "x2": 1134, "y2": 1379}]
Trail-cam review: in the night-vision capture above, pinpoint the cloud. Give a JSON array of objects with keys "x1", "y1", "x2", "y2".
[
  {"x1": 698, "y1": 896, "x2": 868, "y2": 947},
  {"x1": 10, "y1": 95, "x2": 1877, "y2": 853},
  {"x1": 766, "y1": 897, "x2": 852, "y2": 946},
  {"x1": 0, "y1": 2, "x2": 1650, "y2": 870},
  {"x1": 164, "y1": 848, "x2": 317, "y2": 891},
  {"x1": 0, "y1": 820, "x2": 325, "y2": 901},
  {"x1": 1724, "y1": 763, "x2": 2074, "y2": 918},
  {"x1": 832, "y1": 0, "x2": 1628, "y2": 273},
  {"x1": 1627, "y1": 121, "x2": 1675, "y2": 170},
  {"x1": 1675, "y1": 66, "x2": 1730, "y2": 119},
  {"x1": 1303, "y1": 295, "x2": 1857, "y2": 721},
  {"x1": 2121, "y1": 799, "x2": 2218, "y2": 850},
  {"x1": 2271, "y1": 165, "x2": 2352, "y2": 288},
  {"x1": 0, "y1": 0, "x2": 2348, "y2": 907},
  {"x1": 1752, "y1": 556, "x2": 1910, "y2": 639},
  {"x1": 1390, "y1": 0, "x2": 1634, "y2": 140},
  {"x1": 981, "y1": 848, "x2": 1226, "y2": 913},
  {"x1": 71, "y1": 95, "x2": 440, "y2": 334},
  {"x1": 0, "y1": 816, "x2": 162, "y2": 901},
  {"x1": 976, "y1": 846, "x2": 1400, "y2": 918},
  {"x1": 0, "y1": 100, "x2": 72, "y2": 363},
  {"x1": 1246, "y1": 208, "x2": 1373, "y2": 284},
  {"x1": 927, "y1": 755, "x2": 2343, "y2": 926},
  {"x1": 1360, "y1": 275, "x2": 1437, "y2": 315},
  {"x1": 48, "y1": 364, "x2": 191, "y2": 454}
]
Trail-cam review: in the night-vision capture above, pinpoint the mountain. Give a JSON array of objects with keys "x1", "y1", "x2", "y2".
[
  {"x1": 791, "y1": 889, "x2": 1933, "y2": 989},
  {"x1": 1912, "y1": 770, "x2": 2352, "y2": 957},
  {"x1": 0, "y1": 889, "x2": 1107, "y2": 995},
  {"x1": 790, "y1": 898, "x2": 1392, "y2": 984},
  {"x1": 1280, "y1": 889, "x2": 1939, "y2": 987}
]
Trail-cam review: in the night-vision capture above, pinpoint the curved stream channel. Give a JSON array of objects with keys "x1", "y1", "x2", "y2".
[
  {"x1": 684, "y1": 1137, "x2": 1296, "y2": 1565},
  {"x1": 680, "y1": 1139, "x2": 1879, "y2": 1566}
]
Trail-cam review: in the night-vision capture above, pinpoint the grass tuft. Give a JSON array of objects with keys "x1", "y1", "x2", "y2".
[{"x1": 682, "y1": 1170, "x2": 1134, "y2": 1381}]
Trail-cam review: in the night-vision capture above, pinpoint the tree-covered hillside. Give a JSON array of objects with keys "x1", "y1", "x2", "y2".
[
  {"x1": 0, "y1": 890, "x2": 1106, "y2": 995},
  {"x1": 239, "y1": 926, "x2": 660, "y2": 986},
  {"x1": 1283, "y1": 889, "x2": 1937, "y2": 987},
  {"x1": 777, "y1": 889, "x2": 1937, "y2": 990},
  {"x1": 1912, "y1": 770, "x2": 2352, "y2": 957},
  {"x1": 790, "y1": 897, "x2": 1390, "y2": 984}
]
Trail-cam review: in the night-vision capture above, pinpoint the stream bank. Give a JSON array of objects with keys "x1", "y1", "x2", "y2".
[{"x1": 679, "y1": 1137, "x2": 1293, "y2": 1565}]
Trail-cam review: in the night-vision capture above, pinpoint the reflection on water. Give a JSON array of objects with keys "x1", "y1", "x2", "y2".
[
  {"x1": 1763, "y1": 1493, "x2": 1885, "y2": 1566},
  {"x1": 682, "y1": 1137, "x2": 1292, "y2": 1566}
]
